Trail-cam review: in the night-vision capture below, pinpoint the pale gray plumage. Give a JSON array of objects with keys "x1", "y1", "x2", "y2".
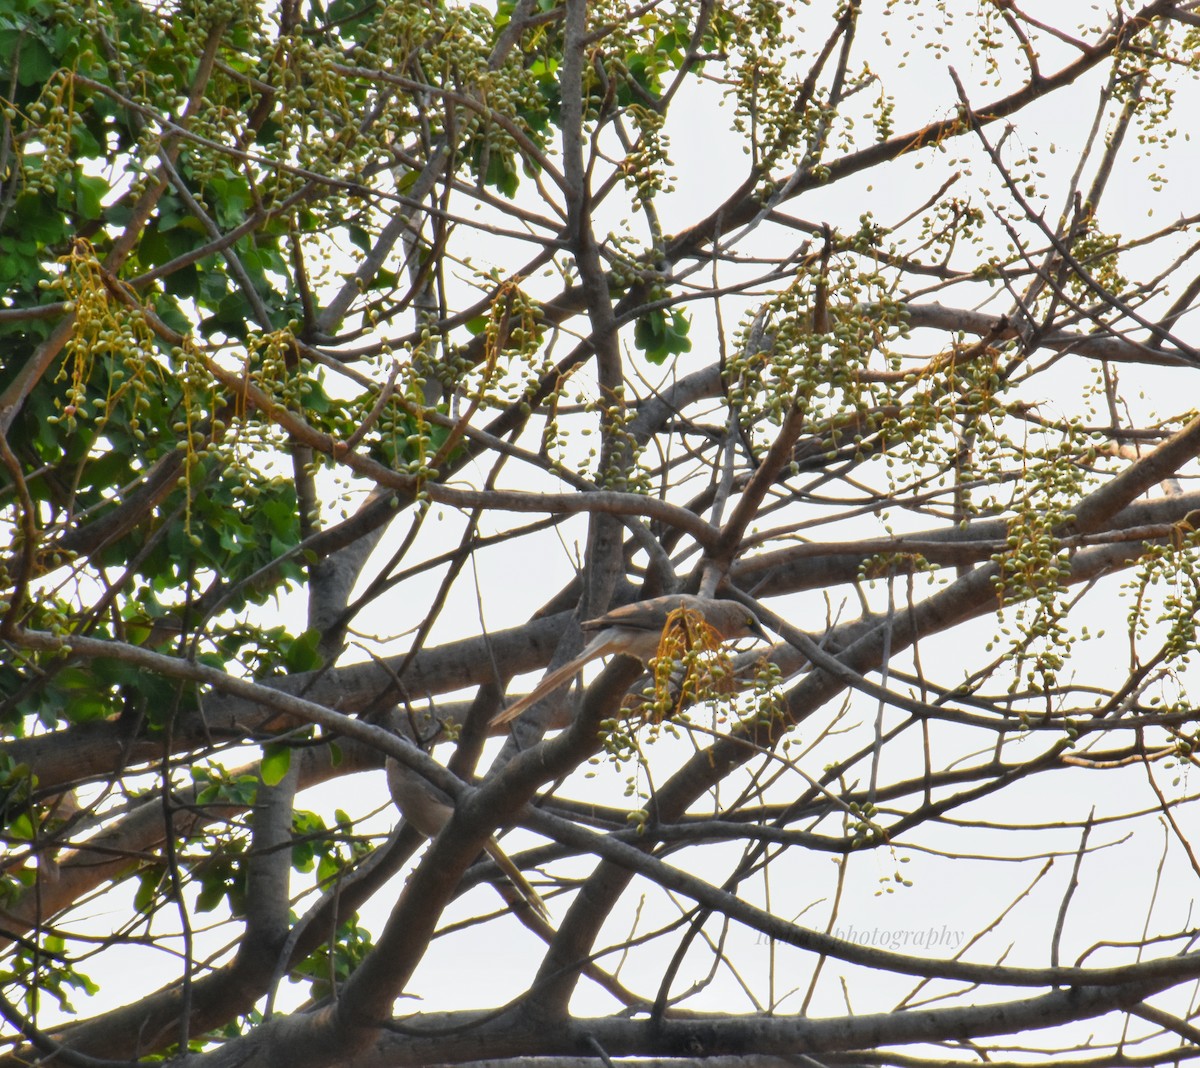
[
  {"x1": 493, "y1": 594, "x2": 768, "y2": 727},
  {"x1": 385, "y1": 755, "x2": 549, "y2": 919}
]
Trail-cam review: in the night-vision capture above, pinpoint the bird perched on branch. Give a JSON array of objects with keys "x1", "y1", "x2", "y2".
[
  {"x1": 493, "y1": 593, "x2": 770, "y2": 727},
  {"x1": 385, "y1": 752, "x2": 549, "y2": 919}
]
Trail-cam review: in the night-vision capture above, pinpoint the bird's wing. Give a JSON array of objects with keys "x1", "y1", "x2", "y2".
[{"x1": 583, "y1": 594, "x2": 695, "y2": 632}]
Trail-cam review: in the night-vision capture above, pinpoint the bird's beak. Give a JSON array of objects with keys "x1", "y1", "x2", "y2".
[{"x1": 747, "y1": 617, "x2": 771, "y2": 643}]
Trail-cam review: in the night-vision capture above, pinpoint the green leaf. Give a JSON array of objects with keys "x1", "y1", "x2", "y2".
[
  {"x1": 154, "y1": 292, "x2": 193, "y2": 333},
  {"x1": 284, "y1": 628, "x2": 323, "y2": 673},
  {"x1": 133, "y1": 868, "x2": 161, "y2": 913},
  {"x1": 316, "y1": 853, "x2": 339, "y2": 884},
  {"x1": 64, "y1": 691, "x2": 113, "y2": 724},
  {"x1": 204, "y1": 174, "x2": 251, "y2": 228},
  {"x1": 195, "y1": 870, "x2": 227, "y2": 913},
  {"x1": 260, "y1": 744, "x2": 292, "y2": 787},
  {"x1": 633, "y1": 308, "x2": 692, "y2": 364},
  {"x1": 73, "y1": 172, "x2": 108, "y2": 220},
  {"x1": 484, "y1": 150, "x2": 520, "y2": 198},
  {"x1": 8, "y1": 811, "x2": 35, "y2": 840},
  {"x1": 14, "y1": 36, "x2": 53, "y2": 85}
]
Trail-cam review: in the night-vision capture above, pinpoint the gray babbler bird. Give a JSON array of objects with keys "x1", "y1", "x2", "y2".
[
  {"x1": 385, "y1": 751, "x2": 549, "y2": 919},
  {"x1": 492, "y1": 593, "x2": 769, "y2": 727}
]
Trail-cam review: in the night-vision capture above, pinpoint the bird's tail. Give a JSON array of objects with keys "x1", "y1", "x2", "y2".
[
  {"x1": 484, "y1": 839, "x2": 549, "y2": 919},
  {"x1": 492, "y1": 653, "x2": 589, "y2": 726}
]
